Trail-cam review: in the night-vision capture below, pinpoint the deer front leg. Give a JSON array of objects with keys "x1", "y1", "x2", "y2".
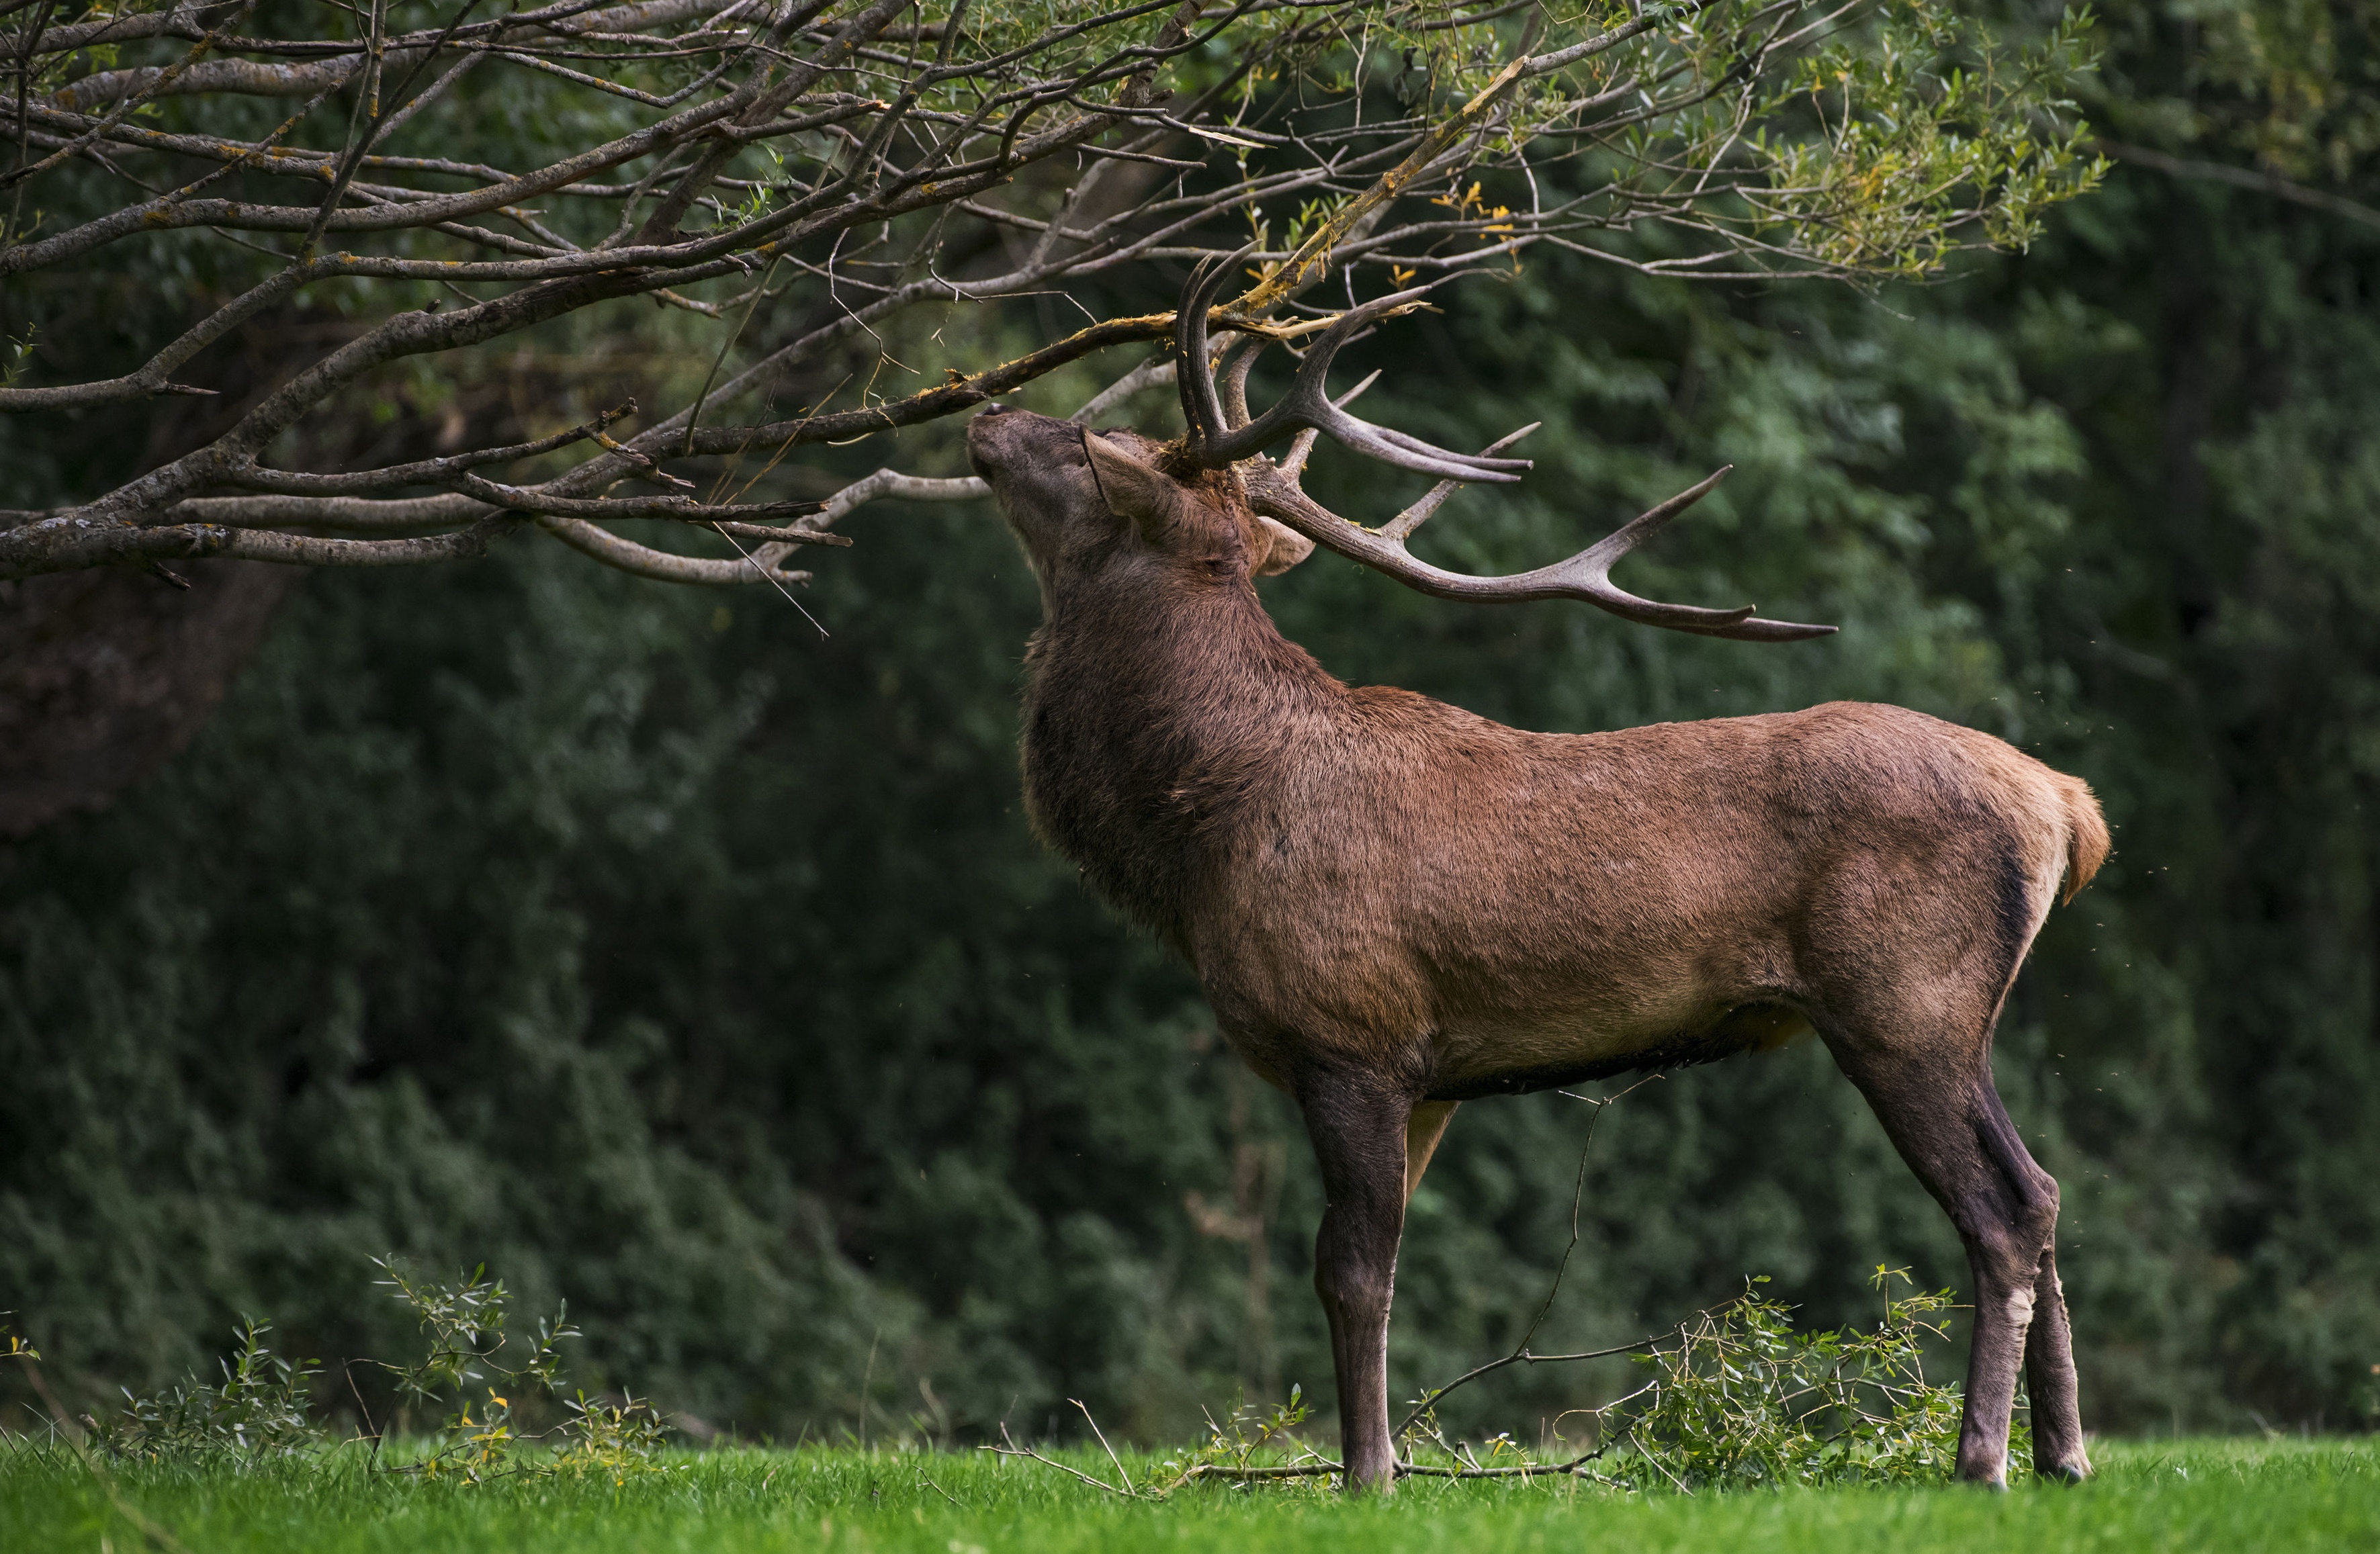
[{"x1": 1299, "y1": 1070, "x2": 1413, "y2": 1495}]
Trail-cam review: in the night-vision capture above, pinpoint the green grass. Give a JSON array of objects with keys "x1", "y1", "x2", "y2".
[{"x1": 3, "y1": 1438, "x2": 2375, "y2": 1553}]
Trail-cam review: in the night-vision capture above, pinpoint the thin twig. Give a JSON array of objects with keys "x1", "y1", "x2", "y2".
[
  {"x1": 983, "y1": 1423, "x2": 1139, "y2": 1498},
  {"x1": 1395, "y1": 1076, "x2": 1663, "y2": 1434},
  {"x1": 1073, "y1": 1397, "x2": 1135, "y2": 1497}
]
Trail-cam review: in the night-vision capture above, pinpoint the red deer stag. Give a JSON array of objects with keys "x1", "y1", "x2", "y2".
[{"x1": 963, "y1": 256, "x2": 2107, "y2": 1494}]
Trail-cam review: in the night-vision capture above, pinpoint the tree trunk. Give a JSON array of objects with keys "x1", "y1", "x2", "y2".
[{"x1": 0, "y1": 562, "x2": 296, "y2": 837}]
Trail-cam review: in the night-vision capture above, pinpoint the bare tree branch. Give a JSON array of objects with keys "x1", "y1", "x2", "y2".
[
  {"x1": 2095, "y1": 138, "x2": 2380, "y2": 232},
  {"x1": 0, "y1": 0, "x2": 2103, "y2": 586}
]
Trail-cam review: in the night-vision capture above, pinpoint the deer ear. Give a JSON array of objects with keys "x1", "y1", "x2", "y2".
[
  {"x1": 1250, "y1": 515, "x2": 1315, "y2": 576},
  {"x1": 1082, "y1": 432, "x2": 1182, "y2": 538}
]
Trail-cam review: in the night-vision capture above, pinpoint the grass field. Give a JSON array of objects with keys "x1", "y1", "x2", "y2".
[{"x1": 3, "y1": 1437, "x2": 2375, "y2": 1553}]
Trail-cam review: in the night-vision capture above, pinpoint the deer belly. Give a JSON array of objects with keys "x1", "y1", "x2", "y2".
[{"x1": 1422, "y1": 996, "x2": 1812, "y2": 1100}]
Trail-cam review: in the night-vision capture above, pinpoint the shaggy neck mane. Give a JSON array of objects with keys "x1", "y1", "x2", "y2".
[{"x1": 1018, "y1": 549, "x2": 1341, "y2": 950}]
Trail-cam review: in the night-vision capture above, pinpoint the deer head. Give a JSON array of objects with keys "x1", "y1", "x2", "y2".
[
  {"x1": 971, "y1": 251, "x2": 1837, "y2": 642},
  {"x1": 966, "y1": 412, "x2": 1315, "y2": 604}
]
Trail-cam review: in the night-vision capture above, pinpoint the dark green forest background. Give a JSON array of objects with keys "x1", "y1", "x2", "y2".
[{"x1": 6, "y1": 0, "x2": 2380, "y2": 1445}]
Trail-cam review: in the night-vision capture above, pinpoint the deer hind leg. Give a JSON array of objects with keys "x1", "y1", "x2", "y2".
[
  {"x1": 2022, "y1": 1246, "x2": 2092, "y2": 1480},
  {"x1": 1826, "y1": 1037, "x2": 2064, "y2": 1488},
  {"x1": 1297, "y1": 1068, "x2": 1413, "y2": 1495}
]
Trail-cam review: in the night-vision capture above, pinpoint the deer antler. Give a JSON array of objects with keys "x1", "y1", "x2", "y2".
[
  {"x1": 1174, "y1": 256, "x2": 1836, "y2": 642},
  {"x1": 1176, "y1": 250, "x2": 1534, "y2": 484},
  {"x1": 1243, "y1": 459, "x2": 1833, "y2": 639}
]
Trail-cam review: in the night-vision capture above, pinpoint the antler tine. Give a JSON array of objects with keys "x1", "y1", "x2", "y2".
[
  {"x1": 1174, "y1": 248, "x2": 1243, "y2": 449},
  {"x1": 1242, "y1": 459, "x2": 1837, "y2": 642},
  {"x1": 1281, "y1": 372, "x2": 1379, "y2": 479},
  {"x1": 1216, "y1": 334, "x2": 1264, "y2": 430},
  {"x1": 1173, "y1": 249, "x2": 1532, "y2": 484},
  {"x1": 1378, "y1": 423, "x2": 1541, "y2": 542},
  {"x1": 1228, "y1": 291, "x2": 1532, "y2": 480}
]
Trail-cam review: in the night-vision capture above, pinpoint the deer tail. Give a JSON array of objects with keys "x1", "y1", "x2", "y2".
[{"x1": 2056, "y1": 774, "x2": 2110, "y2": 906}]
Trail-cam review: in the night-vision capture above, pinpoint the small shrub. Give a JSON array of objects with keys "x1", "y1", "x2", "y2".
[
  {"x1": 87, "y1": 1319, "x2": 320, "y2": 1466},
  {"x1": 1597, "y1": 1267, "x2": 1998, "y2": 1489},
  {"x1": 373, "y1": 1256, "x2": 674, "y2": 1482},
  {"x1": 1390, "y1": 1267, "x2": 1996, "y2": 1492},
  {"x1": 52, "y1": 1257, "x2": 674, "y2": 1481},
  {"x1": 554, "y1": 1391, "x2": 676, "y2": 1484},
  {"x1": 374, "y1": 1256, "x2": 573, "y2": 1480}
]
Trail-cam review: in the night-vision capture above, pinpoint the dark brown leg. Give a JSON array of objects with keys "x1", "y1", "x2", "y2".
[
  {"x1": 1828, "y1": 1046, "x2": 2060, "y2": 1488},
  {"x1": 2023, "y1": 1247, "x2": 2092, "y2": 1481},
  {"x1": 1298, "y1": 1069, "x2": 1411, "y2": 1495}
]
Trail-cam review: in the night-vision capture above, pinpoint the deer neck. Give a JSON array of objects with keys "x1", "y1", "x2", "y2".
[{"x1": 1018, "y1": 565, "x2": 1337, "y2": 947}]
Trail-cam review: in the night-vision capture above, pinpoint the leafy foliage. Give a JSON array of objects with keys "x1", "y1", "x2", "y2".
[
  {"x1": 1743, "y1": 1, "x2": 2105, "y2": 269},
  {"x1": 69, "y1": 1257, "x2": 671, "y2": 1482},
  {"x1": 1151, "y1": 1386, "x2": 1329, "y2": 1493},
  {"x1": 372, "y1": 1258, "x2": 640, "y2": 1481},
  {"x1": 555, "y1": 1391, "x2": 676, "y2": 1485},
  {"x1": 1598, "y1": 1269, "x2": 1981, "y2": 1489},
  {"x1": 87, "y1": 1321, "x2": 320, "y2": 1467},
  {"x1": 376, "y1": 1259, "x2": 574, "y2": 1414}
]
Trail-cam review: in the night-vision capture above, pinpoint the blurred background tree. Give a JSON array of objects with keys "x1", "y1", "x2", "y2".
[{"x1": 5, "y1": 0, "x2": 2380, "y2": 1446}]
